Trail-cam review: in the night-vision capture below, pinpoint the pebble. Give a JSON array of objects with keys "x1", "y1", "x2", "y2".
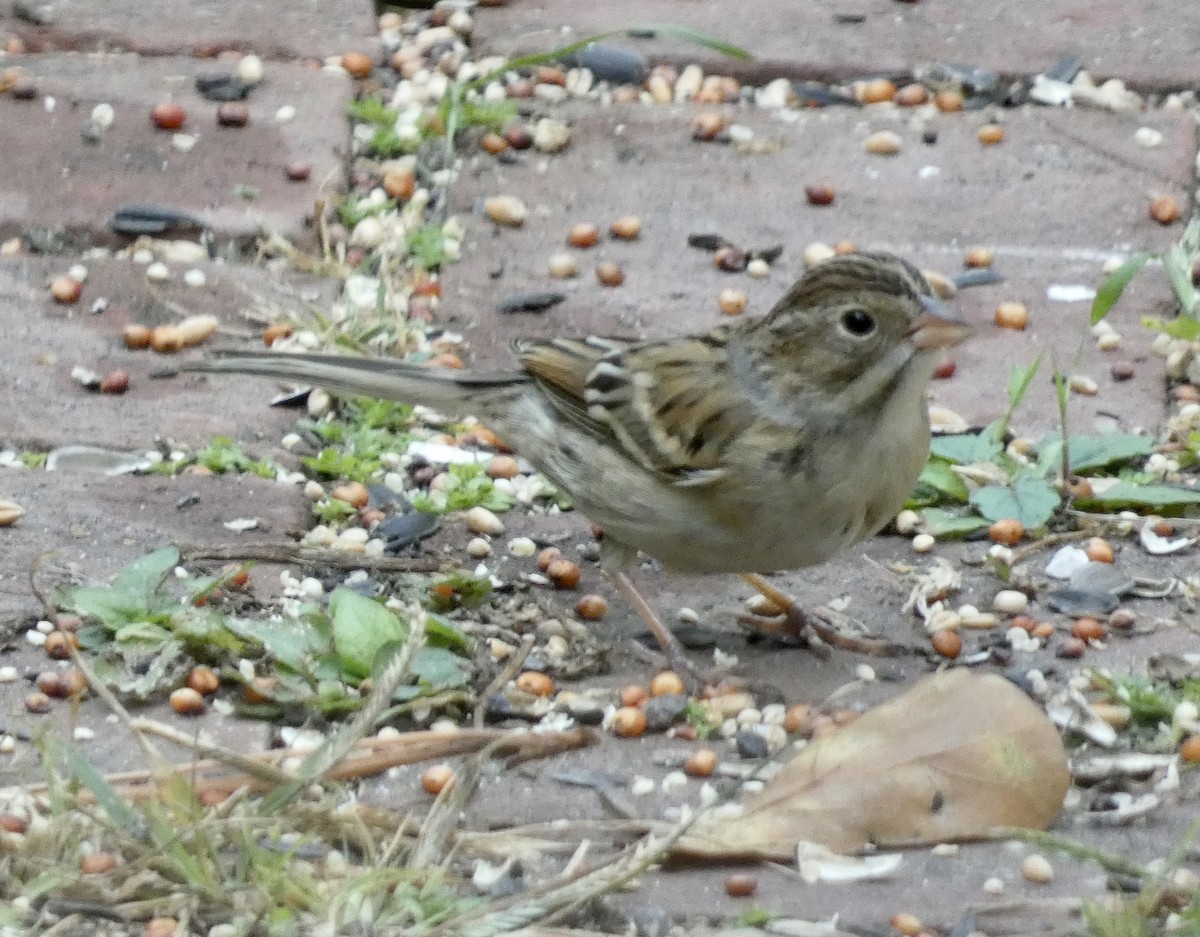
[
  {"x1": 465, "y1": 506, "x2": 504, "y2": 535},
  {"x1": 992, "y1": 590, "x2": 1029, "y2": 614}
]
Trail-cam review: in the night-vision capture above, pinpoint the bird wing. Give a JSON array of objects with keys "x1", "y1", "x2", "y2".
[{"x1": 515, "y1": 330, "x2": 755, "y2": 485}]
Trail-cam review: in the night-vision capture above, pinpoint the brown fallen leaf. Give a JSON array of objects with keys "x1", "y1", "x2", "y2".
[{"x1": 674, "y1": 669, "x2": 1069, "y2": 860}]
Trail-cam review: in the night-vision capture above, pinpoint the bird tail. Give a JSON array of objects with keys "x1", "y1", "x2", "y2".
[{"x1": 182, "y1": 350, "x2": 528, "y2": 417}]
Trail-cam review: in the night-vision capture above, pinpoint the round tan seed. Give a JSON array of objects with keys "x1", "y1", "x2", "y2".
[
  {"x1": 610, "y1": 215, "x2": 641, "y2": 239},
  {"x1": 863, "y1": 130, "x2": 903, "y2": 155},
  {"x1": 994, "y1": 302, "x2": 1029, "y2": 330},
  {"x1": 978, "y1": 123, "x2": 1004, "y2": 145},
  {"x1": 718, "y1": 288, "x2": 747, "y2": 316}
]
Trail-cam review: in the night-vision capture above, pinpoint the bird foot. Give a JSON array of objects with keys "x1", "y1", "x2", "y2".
[{"x1": 737, "y1": 602, "x2": 901, "y2": 658}]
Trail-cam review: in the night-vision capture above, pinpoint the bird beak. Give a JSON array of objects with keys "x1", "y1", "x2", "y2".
[{"x1": 906, "y1": 295, "x2": 972, "y2": 350}]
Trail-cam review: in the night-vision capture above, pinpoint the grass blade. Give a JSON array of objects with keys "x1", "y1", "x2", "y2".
[{"x1": 1091, "y1": 252, "x2": 1151, "y2": 324}]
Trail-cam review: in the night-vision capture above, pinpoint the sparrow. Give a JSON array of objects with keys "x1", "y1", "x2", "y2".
[{"x1": 185, "y1": 252, "x2": 970, "y2": 662}]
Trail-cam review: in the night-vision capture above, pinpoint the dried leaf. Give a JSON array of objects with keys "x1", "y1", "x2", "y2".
[{"x1": 674, "y1": 671, "x2": 1069, "y2": 860}]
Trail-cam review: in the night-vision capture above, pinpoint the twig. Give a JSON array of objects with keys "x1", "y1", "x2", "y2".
[
  {"x1": 473, "y1": 634, "x2": 536, "y2": 729},
  {"x1": 990, "y1": 826, "x2": 1149, "y2": 879},
  {"x1": 182, "y1": 542, "x2": 441, "y2": 572},
  {"x1": 1008, "y1": 529, "x2": 1093, "y2": 565}
]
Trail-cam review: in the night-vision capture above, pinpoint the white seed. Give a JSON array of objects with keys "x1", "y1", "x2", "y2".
[
  {"x1": 73, "y1": 726, "x2": 95, "y2": 741},
  {"x1": 863, "y1": 130, "x2": 903, "y2": 155},
  {"x1": 746, "y1": 258, "x2": 770, "y2": 278},
  {"x1": 895, "y1": 509, "x2": 921, "y2": 535},
  {"x1": 90, "y1": 103, "x2": 114, "y2": 129},
  {"x1": 144, "y1": 261, "x2": 170, "y2": 282},
  {"x1": 1134, "y1": 127, "x2": 1163, "y2": 148},
  {"x1": 275, "y1": 105, "x2": 297, "y2": 123},
  {"x1": 925, "y1": 609, "x2": 961, "y2": 633},
  {"x1": 1096, "y1": 332, "x2": 1121, "y2": 351},
  {"x1": 484, "y1": 195, "x2": 527, "y2": 227},
  {"x1": 547, "y1": 252, "x2": 577, "y2": 278},
  {"x1": 0, "y1": 666, "x2": 17, "y2": 682},
  {"x1": 67, "y1": 263, "x2": 88, "y2": 282},
  {"x1": 803, "y1": 242, "x2": 836, "y2": 266},
  {"x1": 465, "y1": 506, "x2": 504, "y2": 535},
  {"x1": 507, "y1": 536, "x2": 536, "y2": 557},
  {"x1": 183, "y1": 268, "x2": 207, "y2": 288},
  {"x1": 631, "y1": 776, "x2": 656, "y2": 796},
  {"x1": 1022, "y1": 854, "x2": 1054, "y2": 883},
  {"x1": 982, "y1": 876, "x2": 1005, "y2": 895},
  {"x1": 1069, "y1": 374, "x2": 1098, "y2": 395},
  {"x1": 992, "y1": 590, "x2": 1029, "y2": 614},
  {"x1": 855, "y1": 664, "x2": 876, "y2": 682},
  {"x1": 532, "y1": 117, "x2": 571, "y2": 153},
  {"x1": 467, "y1": 537, "x2": 492, "y2": 558},
  {"x1": 237, "y1": 54, "x2": 265, "y2": 85},
  {"x1": 912, "y1": 533, "x2": 935, "y2": 553}
]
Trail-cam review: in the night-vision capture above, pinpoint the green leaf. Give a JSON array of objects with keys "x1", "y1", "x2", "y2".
[
  {"x1": 920, "y1": 508, "x2": 990, "y2": 539},
  {"x1": 424, "y1": 613, "x2": 474, "y2": 654},
  {"x1": 1076, "y1": 481, "x2": 1200, "y2": 510},
  {"x1": 411, "y1": 647, "x2": 470, "y2": 690},
  {"x1": 630, "y1": 24, "x2": 753, "y2": 58},
  {"x1": 1091, "y1": 252, "x2": 1152, "y2": 323},
  {"x1": 1141, "y1": 315, "x2": 1200, "y2": 341},
  {"x1": 1057, "y1": 432, "x2": 1154, "y2": 473},
  {"x1": 227, "y1": 615, "x2": 331, "y2": 675},
  {"x1": 969, "y1": 477, "x2": 1061, "y2": 528},
  {"x1": 63, "y1": 547, "x2": 181, "y2": 631},
  {"x1": 329, "y1": 588, "x2": 407, "y2": 679},
  {"x1": 51, "y1": 739, "x2": 141, "y2": 831},
  {"x1": 929, "y1": 433, "x2": 1004, "y2": 465},
  {"x1": 1165, "y1": 241, "x2": 1200, "y2": 316},
  {"x1": 1007, "y1": 354, "x2": 1043, "y2": 412},
  {"x1": 910, "y1": 459, "x2": 970, "y2": 504}
]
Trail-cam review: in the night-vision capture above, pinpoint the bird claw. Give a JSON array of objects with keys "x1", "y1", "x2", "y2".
[{"x1": 738, "y1": 604, "x2": 902, "y2": 658}]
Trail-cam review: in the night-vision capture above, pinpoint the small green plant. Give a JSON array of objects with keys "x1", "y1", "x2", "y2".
[
  {"x1": 149, "y1": 436, "x2": 278, "y2": 479},
  {"x1": 57, "y1": 548, "x2": 472, "y2": 717},
  {"x1": 410, "y1": 461, "x2": 514, "y2": 514},
  {"x1": 299, "y1": 398, "x2": 416, "y2": 483},
  {"x1": 1092, "y1": 219, "x2": 1200, "y2": 339}
]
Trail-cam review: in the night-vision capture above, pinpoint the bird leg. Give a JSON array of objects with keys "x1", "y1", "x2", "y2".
[
  {"x1": 612, "y1": 571, "x2": 709, "y2": 685},
  {"x1": 737, "y1": 573, "x2": 900, "y2": 656}
]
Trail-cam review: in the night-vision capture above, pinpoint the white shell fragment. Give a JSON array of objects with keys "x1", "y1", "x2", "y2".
[
  {"x1": 1047, "y1": 284, "x2": 1096, "y2": 303},
  {"x1": 1045, "y1": 546, "x2": 1089, "y2": 579},
  {"x1": 796, "y1": 842, "x2": 903, "y2": 883},
  {"x1": 1140, "y1": 520, "x2": 1196, "y2": 555}
]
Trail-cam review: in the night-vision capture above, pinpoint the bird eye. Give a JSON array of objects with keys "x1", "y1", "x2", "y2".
[{"x1": 840, "y1": 308, "x2": 876, "y2": 337}]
